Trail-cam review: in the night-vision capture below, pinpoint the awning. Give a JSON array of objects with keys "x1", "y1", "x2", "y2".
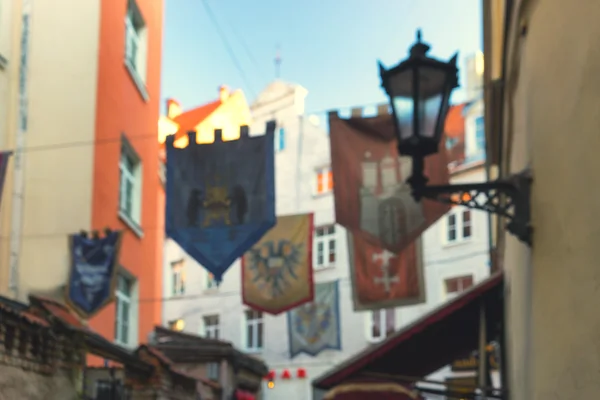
[
  {"x1": 313, "y1": 272, "x2": 504, "y2": 390},
  {"x1": 324, "y1": 382, "x2": 422, "y2": 400}
]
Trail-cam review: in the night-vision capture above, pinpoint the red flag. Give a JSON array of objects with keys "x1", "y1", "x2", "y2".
[
  {"x1": 329, "y1": 110, "x2": 453, "y2": 253},
  {"x1": 348, "y1": 230, "x2": 424, "y2": 310}
]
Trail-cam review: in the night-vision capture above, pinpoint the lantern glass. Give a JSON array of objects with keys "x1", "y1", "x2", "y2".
[
  {"x1": 416, "y1": 66, "x2": 448, "y2": 141},
  {"x1": 387, "y1": 68, "x2": 414, "y2": 141},
  {"x1": 388, "y1": 65, "x2": 450, "y2": 154}
]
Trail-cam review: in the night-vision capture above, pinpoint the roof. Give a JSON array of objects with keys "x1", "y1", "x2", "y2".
[
  {"x1": 444, "y1": 103, "x2": 468, "y2": 168},
  {"x1": 27, "y1": 295, "x2": 153, "y2": 373},
  {"x1": 172, "y1": 100, "x2": 221, "y2": 134},
  {"x1": 444, "y1": 103, "x2": 466, "y2": 139},
  {"x1": 158, "y1": 98, "x2": 222, "y2": 161},
  {"x1": 138, "y1": 345, "x2": 221, "y2": 390},
  {"x1": 250, "y1": 79, "x2": 306, "y2": 110},
  {"x1": 313, "y1": 272, "x2": 504, "y2": 390},
  {"x1": 152, "y1": 326, "x2": 268, "y2": 377},
  {"x1": 29, "y1": 295, "x2": 87, "y2": 330},
  {"x1": 0, "y1": 295, "x2": 50, "y2": 327}
]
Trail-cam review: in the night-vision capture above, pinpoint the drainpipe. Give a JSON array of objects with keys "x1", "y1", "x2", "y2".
[
  {"x1": 296, "y1": 114, "x2": 304, "y2": 213},
  {"x1": 9, "y1": 0, "x2": 33, "y2": 299}
]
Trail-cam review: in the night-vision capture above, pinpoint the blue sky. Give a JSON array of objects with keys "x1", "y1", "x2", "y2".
[{"x1": 161, "y1": 0, "x2": 482, "y2": 119}]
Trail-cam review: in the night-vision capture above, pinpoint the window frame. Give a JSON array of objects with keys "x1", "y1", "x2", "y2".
[
  {"x1": 119, "y1": 135, "x2": 143, "y2": 237},
  {"x1": 275, "y1": 126, "x2": 286, "y2": 151},
  {"x1": 366, "y1": 308, "x2": 396, "y2": 343},
  {"x1": 314, "y1": 166, "x2": 333, "y2": 195},
  {"x1": 207, "y1": 362, "x2": 220, "y2": 381},
  {"x1": 443, "y1": 207, "x2": 473, "y2": 245},
  {"x1": 124, "y1": 0, "x2": 149, "y2": 100},
  {"x1": 444, "y1": 274, "x2": 475, "y2": 299},
  {"x1": 314, "y1": 224, "x2": 336, "y2": 269},
  {"x1": 115, "y1": 273, "x2": 136, "y2": 347},
  {"x1": 474, "y1": 116, "x2": 485, "y2": 153},
  {"x1": 202, "y1": 314, "x2": 220, "y2": 340},
  {"x1": 205, "y1": 271, "x2": 218, "y2": 291},
  {"x1": 170, "y1": 259, "x2": 185, "y2": 296},
  {"x1": 243, "y1": 309, "x2": 264, "y2": 352}
]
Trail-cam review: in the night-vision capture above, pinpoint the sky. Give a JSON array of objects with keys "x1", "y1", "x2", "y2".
[{"x1": 161, "y1": 0, "x2": 482, "y2": 120}]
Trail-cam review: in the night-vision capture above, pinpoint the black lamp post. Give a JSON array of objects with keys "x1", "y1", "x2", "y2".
[{"x1": 379, "y1": 30, "x2": 532, "y2": 246}]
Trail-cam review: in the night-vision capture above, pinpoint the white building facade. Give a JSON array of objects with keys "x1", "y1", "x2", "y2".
[{"x1": 162, "y1": 77, "x2": 491, "y2": 400}]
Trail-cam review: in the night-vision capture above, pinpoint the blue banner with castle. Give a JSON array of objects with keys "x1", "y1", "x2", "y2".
[
  {"x1": 66, "y1": 229, "x2": 123, "y2": 319},
  {"x1": 165, "y1": 122, "x2": 276, "y2": 282}
]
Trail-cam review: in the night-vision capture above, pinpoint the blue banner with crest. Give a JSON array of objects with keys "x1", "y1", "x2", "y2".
[
  {"x1": 65, "y1": 230, "x2": 123, "y2": 319},
  {"x1": 287, "y1": 280, "x2": 342, "y2": 358},
  {"x1": 165, "y1": 122, "x2": 276, "y2": 282}
]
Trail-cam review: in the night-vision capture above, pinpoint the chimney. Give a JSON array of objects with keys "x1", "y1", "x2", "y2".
[
  {"x1": 166, "y1": 98, "x2": 182, "y2": 119},
  {"x1": 219, "y1": 85, "x2": 230, "y2": 102}
]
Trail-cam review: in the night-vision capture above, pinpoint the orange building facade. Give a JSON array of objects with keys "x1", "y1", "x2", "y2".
[
  {"x1": 89, "y1": 0, "x2": 164, "y2": 351},
  {"x1": 0, "y1": 0, "x2": 164, "y2": 355}
]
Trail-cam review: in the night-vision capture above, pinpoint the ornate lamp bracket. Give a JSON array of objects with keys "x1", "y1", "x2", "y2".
[{"x1": 413, "y1": 169, "x2": 533, "y2": 246}]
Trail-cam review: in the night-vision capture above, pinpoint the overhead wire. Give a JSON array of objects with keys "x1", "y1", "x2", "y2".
[
  {"x1": 200, "y1": 0, "x2": 257, "y2": 99},
  {"x1": 223, "y1": 9, "x2": 265, "y2": 82},
  {"x1": 0, "y1": 100, "x2": 385, "y2": 155},
  {"x1": 137, "y1": 248, "x2": 488, "y2": 304}
]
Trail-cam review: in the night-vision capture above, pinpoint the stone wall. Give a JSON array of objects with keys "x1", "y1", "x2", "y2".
[{"x1": 0, "y1": 365, "x2": 77, "y2": 400}]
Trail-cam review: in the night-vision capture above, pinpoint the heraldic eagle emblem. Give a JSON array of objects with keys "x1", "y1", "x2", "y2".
[{"x1": 247, "y1": 240, "x2": 303, "y2": 298}]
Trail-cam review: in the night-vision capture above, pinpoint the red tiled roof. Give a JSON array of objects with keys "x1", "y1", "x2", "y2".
[
  {"x1": 159, "y1": 99, "x2": 222, "y2": 160},
  {"x1": 313, "y1": 272, "x2": 504, "y2": 390},
  {"x1": 444, "y1": 104, "x2": 466, "y2": 139},
  {"x1": 30, "y1": 295, "x2": 87, "y2": 330},
  {"x1": 145, "y1": 345, "x2": 174, "y2": 366},
  {"x1": 0, "y1": 301, "x2": 50, "y2": 327},
  {"x1": 172, "y1": 100, "x2": 221, "y2": 133}
]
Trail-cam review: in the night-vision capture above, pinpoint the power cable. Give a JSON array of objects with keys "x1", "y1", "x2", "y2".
[
  {"x1": 200, "y1": 0, "x2": 257, "y2": 98},
  {"x1": 137, "y1": 247, "x2": 488, "y2": 304},
  {"x1": 0, "y1": 206, "x2": 337, "y2": 239},
  {"x1": 0, "y1": 100, "x2": 386, "y2": 155},
  {"x1": 220, "y1": 7, "x2": 265, "y2": 82}
]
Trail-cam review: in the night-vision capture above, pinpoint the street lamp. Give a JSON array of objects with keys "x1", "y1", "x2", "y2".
[{"x1": 379, "y1": 30, "x2": 532, "y2": 246}]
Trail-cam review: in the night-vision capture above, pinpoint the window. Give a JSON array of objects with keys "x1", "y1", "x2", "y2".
[
  {"x1": 315, "y1": 166, "x2": 333, "y2": 195},
  {"x1": 202, "y1": 315, "x2": 220, "y2": 340},
  {"x1": 171, "y1": 259, "x2": 185, "y2": 296},
  {"x1": 207, "y1": 362, "x2": 220, "y2": 381},
  {"x1": 475, "y1": 116, "x2": 485, "y2": 154},
  {"x1": 95, "y1": 380, "x2": 129, "y2": 400},
  {"x1": 206, "y1": 272, "x2": 218, "y2": 290},
  {"x1": 244, "y1": 309, "x2": 263, "y2": 352},
  {"x1": 275, "y1": 127, "x2": 286, "y2": 151},
  {"x1": 367, "y1": 309, "x2": 396, "y2": 342},
  {"x1": 445, "y1": 209, "x2": 472, "y2": 244},
  {"x1": 447, "y1": 214, "x2": 457, "y2": 242},
  {"x1": 445, "y1": 275, "x2": 474, "y2": 298},
  {"x1": 462, "y1": 210, "x2": 472, "y2": 238},
  {"x1": 119, "y1": 136, "x2": 142, "y2": 231},
  {"x1": 115, "y1": 274, "x2": 133, "y2": 345},
  {"x1": 314, "y1": 225, "x2": 336, "y2": 269},
  {"x1": 125, "y1": 0, "x2": 148, "y2": 98}
]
